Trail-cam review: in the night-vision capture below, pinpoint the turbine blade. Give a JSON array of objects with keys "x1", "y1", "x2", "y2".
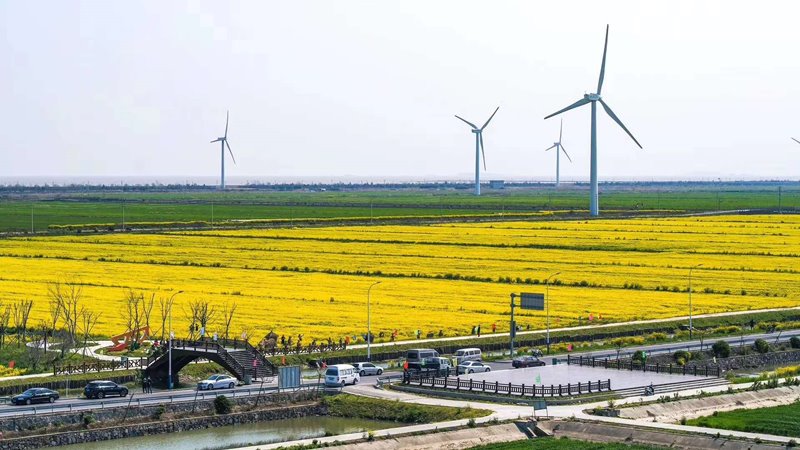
[
  {"x1": 544, "y1": 97, "x2": 591, "y2": 120},
  {"x1": 226, "y1": 140, "x2": 236, "y2": 164},
  {"x1": 210, "y1": 138, "x2": 221, "y2": 143},
  {"x1": 559, "y1": 118, "x2": 563, "y2": 142},
  {"x1": 597, "y1": 25, "x2": 609, "y2": 95},
  {"x1": 545, "y1": 145, "x2": 557, "y2": 151},
  {"x1": 224, "y1": 110, "x2": 229, "y2": 139},
  {"x1": 454, "y1": 115, "x2": 478, "y2": 129},
  {"x1": 480, "y1": 106, "x2": 500, "y2": 130},
  {"x1": 793, "y1": 137, "x2": 800, "y2": 144},
  {"x1": 599, "y1": 99, "x2": 642, "y2": 149},
  {"x1": 480, "y1": 133, "x2": 487, "y2": 170},
  {"x1": 560, "y1": 145, "x2": 573, "y2": 162}
]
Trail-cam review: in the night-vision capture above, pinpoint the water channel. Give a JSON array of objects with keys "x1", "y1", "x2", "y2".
[{"x1": 64, "y1": 416, "x2": 401, "y2": 450}]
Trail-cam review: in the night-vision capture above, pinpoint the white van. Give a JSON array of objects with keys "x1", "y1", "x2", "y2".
[
  {"x1": 324, "y1": 364, "x2": 360, "y2": 387},
  {"x1": 455, "y1": 348, "x2": 482, "y2": 364}
]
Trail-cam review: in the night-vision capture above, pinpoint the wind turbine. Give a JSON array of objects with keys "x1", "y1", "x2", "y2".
[
  {"x1": 544, "y1": 25, "x2": 642, "y2": 216},
  {"x1": 455, "y1": 106, "x2": 500, "y2": 196},
  {"x1": 210, "y1": 111, "x2": 236, "y2": 189},
  {"x1": 793, "y1": 138, "x2": 800, "y2": 145},
  {"x1": 545, "y1": 118, "x2": 572, "y2": 187}
]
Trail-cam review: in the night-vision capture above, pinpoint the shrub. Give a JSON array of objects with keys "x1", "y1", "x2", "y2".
[
  {"x1": 632, "y1": 350, "x2": 647, "y2": 364},
  {"x1": 214, "y1": 395, "x2": 233, "y2": 414},
  {"x1": 788, "y1": 439, "x2": 797, "y2": 447},
  {"x1": 153, "y1": 404, "x2": 166, "y2": 420},
  {"x1": 673, "y1": 350, "x2": 691, "y2": 363},
  {"x1": 754, "y1": 339, "x2": 770, "y2": 354},
  {"x1": 791, "y1": 337, "x2": 800, "y2": 349},
  {"x1": 82, "y1": 413, "x2": 95, "y2": 426},
  {"x1": 467, "y1": 418, "x2": 477, "y2": 428},
  {"x1": 712, "y1": 340, "x2": 731, "y2": 358}
]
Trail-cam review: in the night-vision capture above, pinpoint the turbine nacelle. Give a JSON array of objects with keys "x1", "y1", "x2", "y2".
[
  {"x1": 471, "y1": 129, "x2": 481, "y2": 134},
  {"x1": 585, "y1": 93, "x2": 601, "y2": 101}
]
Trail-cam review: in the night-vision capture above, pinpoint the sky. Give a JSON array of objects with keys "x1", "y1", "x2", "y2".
[{"x1": 1, "y1": 0, "x2": 799, "y2": 184}]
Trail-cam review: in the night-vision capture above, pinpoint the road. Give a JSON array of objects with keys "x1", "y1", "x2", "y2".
[
  {"x1": 0, "y1": 381, "x2": 319, "y2": 419},
  {"x1": 346, "y1": 306, "x2": 800, "y2": 350}
]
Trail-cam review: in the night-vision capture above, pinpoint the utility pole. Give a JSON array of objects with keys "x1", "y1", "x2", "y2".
[
  {"x1": 122, "y1": 204, "x2": 125, "y2": 231},
  {"x1": 211, "y1": 201, "x2": 215, "y2": 229},
  {"x1": 545, "y1": 271, "x2": 561, "y2": 354},
  {"x1": 509, "y1": 294, "x2": 516, "y2": 357},
  {"x1": 167, "y1": 290, "x2": 184, "y2": 389},
  {"x1": 778, "y1": 186, "x2": 782, "y2": 214},
  {"x1": 689, "y1": 264, "x2": 703, "y2": 339},
  {"x1": 30, "y1": 205, "x2": 34, "y2": 234}
]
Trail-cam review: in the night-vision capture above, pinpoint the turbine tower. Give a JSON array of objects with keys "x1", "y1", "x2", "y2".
[
  {"x1": 210, "y1": 111, "x2": 236, "y2": 189},
  {"x1": 455, "y1": 106, "x2": 500, "y2": 196},
  {"x1": 545, "y1": 118, "x2": 572, "y2": 187},
  {"x1": 544, "y1": 25, "x2": 642, "y2": 216}
]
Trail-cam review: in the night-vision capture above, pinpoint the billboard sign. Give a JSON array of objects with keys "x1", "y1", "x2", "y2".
[{"x1": 519, "y1": 293, "x2": 545, "y2": 310}]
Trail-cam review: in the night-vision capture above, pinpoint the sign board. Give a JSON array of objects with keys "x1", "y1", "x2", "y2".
[
  {"x1": 532, "y1": 399, "x2": 548, "y2": 419},
  {"x1": 519, "y1": 293, "x2": 545, "y2": 311},
  {"x1": 279, "y1": 366, "x2": 302, "y2": 390}
]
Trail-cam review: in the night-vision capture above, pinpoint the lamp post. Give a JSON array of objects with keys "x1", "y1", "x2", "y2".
[
  {"x1": 366, "y1": 281, "x2": 382, "y2": 361},
  {"x1": 367, "y1": 282, "x2": 381, "y2": 361},
  {"x1": 689, "y1": 264, "x2": 702, "y2": 339},
  {"x1": 167, "y1": 290, "x2": 184, "y2": 390},
  {"x1": 545, "y1": 271, "x2": 561, "y2": 355}
]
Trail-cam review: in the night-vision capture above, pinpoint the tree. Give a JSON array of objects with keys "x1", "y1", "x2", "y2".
[
  {"x1": 79, "y1": 309, "x2": 101, "y2": 356},
  {"x1": 11, "y1": 299, "x2": 33, "y2": 347},
  {"x1": 790, "y1": 336, "x2": 800, "y2": 349},
  {"x1": 156, "y1": 295, "x2": 170, "y2": 341},
  {"x1": 0, "y1": 303, "x2": 10, "y2": 349},
  {"x1": 123, "y1": 290, "x2": 145, "y2": 347},
  {"x1": 712, "y1": 340, "x2": 731, "y2": 358},
  {"x1": 142, "y1": 293, "x2": 155, "y2": 333},
  {"x1": 185, "y1": 299, "x2": 215, "y2": 340},
  {"x1": 48, "y1": 281, "x2": 83, "y2": 357},
  {"x1": 221, "y1": 302, "x2": 237, "y2": 340}
]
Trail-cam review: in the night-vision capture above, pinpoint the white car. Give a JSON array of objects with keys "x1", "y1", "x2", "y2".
[
  {"x1": 458, "y1": 361, "x2": 491, "y2": 374},
  {"x1": 197, "y1": 374, "x2": 237, "y2": 390}
]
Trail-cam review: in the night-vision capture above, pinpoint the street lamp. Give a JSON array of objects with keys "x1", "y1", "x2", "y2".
[
  {"x1": 689, "y1": 264, "x2": 702, "y2": 339},
  {"x1": 545, "y1": 271, "x2": 561, "y2": 355},
  {"x1": 367, "y1": 281, "x2": 381, "y2": 361},
  {"x1": 167, "y1": 290, "x2": 184, "y2": 390}
]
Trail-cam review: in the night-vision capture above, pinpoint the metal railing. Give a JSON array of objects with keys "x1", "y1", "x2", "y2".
[
  {"x1": 401, "y1": 372, "x2": 610, "y2": 397},
  {"x1": 566, "y1": 355, "x2": 721, "y2": 377}
]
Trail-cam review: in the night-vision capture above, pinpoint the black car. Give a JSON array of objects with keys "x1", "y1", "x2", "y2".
[
  {"x1": 11, "y1": 388, "x2": 59, "y2": 405},
  {"x1": 512, "y1": 355, "x2": 546, "y2": 368},
  {"x1": 84, "y1": 381, "x2": 129, "y2": 399}
]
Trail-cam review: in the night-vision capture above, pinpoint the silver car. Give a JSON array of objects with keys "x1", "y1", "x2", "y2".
[
  {"x1": 458, "y1": 361, "x2": 491, "y2": 374},
  {"x1": 197, "y1": 374, "x2": 237, "y2": 390},
  {"x1": 352, "y1": 362, "x2": 384, "y2": 376}
]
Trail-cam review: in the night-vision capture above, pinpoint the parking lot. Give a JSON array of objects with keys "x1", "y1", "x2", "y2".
[{"x1": 456, "y1": 363, "x2": 711, "y2": 390}]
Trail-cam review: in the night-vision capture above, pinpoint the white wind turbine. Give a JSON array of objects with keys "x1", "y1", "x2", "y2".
[
  {"x1": 455, "y1": 106, "x2": 500, "y2": 196},
  {"x1": 544, "y1": 25, "x2": 642, "y2": 216},
  {"x1": 210, "y1": 111, "x2": 236, "y2": 189},
  {"x1": 792, "y1": 138, "x2": 799, "y2": 145},
  {"x1": 545, "y1": 118, "x2": 572, "y2": 187}
]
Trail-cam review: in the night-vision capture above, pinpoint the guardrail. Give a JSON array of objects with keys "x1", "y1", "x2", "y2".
[
  {"x1": 567, "y1": 355, "x2": 721, "y2": 377},
  {"x1": 401, "y1": 372, "x2": 610, "y2": 397},
  {"x1": 0, "y1": 383, "x2": 322, "y2": 418}
]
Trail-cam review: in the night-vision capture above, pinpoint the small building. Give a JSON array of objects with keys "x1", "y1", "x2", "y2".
[{"x1": 489, "y1": 180, "x2": 505, "y2": 189}]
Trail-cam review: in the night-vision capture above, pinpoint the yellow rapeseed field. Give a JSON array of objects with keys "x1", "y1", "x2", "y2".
[{"x1": 0, "y1": 214, "x2": 798, "y2": 342}]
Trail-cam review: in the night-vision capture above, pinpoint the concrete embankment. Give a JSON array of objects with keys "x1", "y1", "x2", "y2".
[
  {"x1": 618, "y1": 385, "x2": 800, "y2": 422},
  {"x1": 537, "y1": 420, "x2": 785, "y2": 450},
  {"x1": 320, "y1": 423, "x2": 530, "y2": 450},
  {"x1": 0, "y1": 391, "x2": 321, "y2": 450}
]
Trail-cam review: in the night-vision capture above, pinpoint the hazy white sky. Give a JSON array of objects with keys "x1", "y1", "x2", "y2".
[{"x1": 1, "y1": 1, "x2": 799, "y2": 183}]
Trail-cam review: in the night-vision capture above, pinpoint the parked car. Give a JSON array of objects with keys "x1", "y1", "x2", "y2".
[
  {"x1": 511, "y1": 355, "x2": 546, "y2": 368},
  {"x1": 324, "y1": 364, "x2": 360, "y2": 387},
  {"x1": 414, "y1": 357, "x2": 452, "y2": 377},
  {"x1": 353, "y1": 362, "x2": 383, "y2": 376},
  {"x1": 457, "y1": 361, "x2": 491, "y2": 374},
  {"x1": 454, "y1": 348, "x2": 482, "y2": 364},
  {"x1": 11, "y1": 388, "x2": 59, "y2": 405},
  {"x1": 405, "y1": 348, "x2": 439, "y2": 372},
  {"x1": 197, "y1": 374, "x2": 237, "y2": 390},
  {"x1": 83, "y1": 381, "x2": 129, "y2": 399}
]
